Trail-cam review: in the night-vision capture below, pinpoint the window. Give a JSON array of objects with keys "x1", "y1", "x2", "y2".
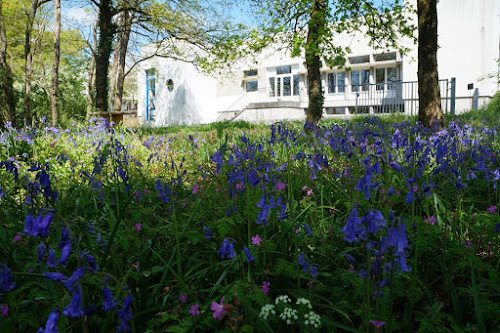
[
  {"x1": 246, "y1": 80, "x2": 258, "y2": 92},
  {"x1": 326, "y1": 72, "x2": 346, "y2": 94},
  {"x1": 349, "y1": 55, "x2": 370, "y2": 64},
  {"x1": 146, "y1": 69, "x2": 155, "y2": 121},
  {"x1": 351, "y1": 69, "x2": 370, "y2": 92},
  {"x1": 374, "y1": 52, "x2": 397, "y2": 62},
  {"x1": 166, "y1": 79, "x2": 174, "y2": 92},
  {"x1": 375, "y1": 66, "x2": 399, "y2": 90},
  {"x1": 293, "y1": 74, "x2": 300, "y2": 96},
  {"x1": 244, "y1": 69, "x2": 258, "y2": 77},
  {"x1": 269, "y1": 66, "x2": 299, "y2": 97},
  {"x1": 269, "y1": 77, "x2": 275, "y2": 97},
  {"x1": 276, "y1": 65, "x2": 291, "y2": 75}
]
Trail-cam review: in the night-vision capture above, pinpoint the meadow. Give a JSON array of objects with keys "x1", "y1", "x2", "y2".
[{"x1": 1, "y1": 99, "x2": 500, "y2": 332}]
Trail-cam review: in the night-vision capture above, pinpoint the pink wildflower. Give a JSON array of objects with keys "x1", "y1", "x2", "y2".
[
  {"x1": 276, "y1": 181, "x2": 286, "y2": 192},
  {"x1": 12, "y1": 235, "x2": 21, "y2": 243},
  {"x1": 302, "y1": 185, "x2": 308, "y2": 191},
  {"x1": 210, "y1": 297, "x2": 227, "y2": 320},
  {"x1": 135, "y1": 223, "x2": 142, "y2": 231},
  {"x1": 261, "y1": 281, "x2": 270, "y2": 295},
  {"x1": 251, "y1": 234, "x2": 262, "y2": 246},
  {"x1": 236, "y1": 183, "x2": 244, "y2": 190},
  {"x1": 425, "y1": 216, "x2": 437, "y2": 224},
  {"x1": 192, "y1": 184, "x2": 199, "y2": 195},
  {"x1": 370, "y1": 320, "x2": 386, "y2": 328},
  {"x1": 189, "y1": 304, "x2": 200, "y2": 316},
  {"x1": 487, "y1": 205, "x2": 497, "y2": 214},
  {"x1": 412, "y1": 185, "x2": 419, "y2": 193},
  {"x1": 0, "y1": 304, "x2": 8, "y2": 316},
  {"x1": 307, "y1": 189, "x2": 314, "y2": 196}
]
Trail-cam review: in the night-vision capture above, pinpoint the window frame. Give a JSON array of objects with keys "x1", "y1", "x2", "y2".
[{"x1": 145, "y1": 69, "x2": 156, "y2": 121}]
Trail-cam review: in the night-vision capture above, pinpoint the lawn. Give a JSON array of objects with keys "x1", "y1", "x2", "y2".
[{"x1": 1, "y1": 102, "x2": 500, "y2": 332}]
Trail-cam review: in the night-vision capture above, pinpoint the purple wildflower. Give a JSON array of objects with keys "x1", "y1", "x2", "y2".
[
  {"x1": 0, "y1": 265, "x2": 15, "y2": 293},
  {"x1": 0, "y1": 303, "x2": 8, "y2": 316},
  {"x1": 261, "y1": 281, "x2": 270, "y2": 295},
  {"x1": 189, "y1": 304, "x2": 200, "y2": 316},
  {"x1": 210, "y1": 297, "x2": 227, "y2": 320},
  {"x1": 179, "y1": 293, "x2": 187, "y2": 303}
]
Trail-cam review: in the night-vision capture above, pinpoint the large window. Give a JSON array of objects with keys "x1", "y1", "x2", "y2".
[
  {"x1": 326, "y1": 72, "x2": 346, "y2": 94},
  {"x1": 351, "y1": 69, "x2": 370, "y2": 92},
  {"x1": 146, "y1": 69, "x2": 155, "y2": 121},
  {"x1": 246, "y1": 80, "x2": 258, "y2": 92},
  {"x1": 269, "y1": 66, "x2": 299, "y2": 97},
  {"x1": 375, "y1": 66, "x2": 399, "y2": 90}
]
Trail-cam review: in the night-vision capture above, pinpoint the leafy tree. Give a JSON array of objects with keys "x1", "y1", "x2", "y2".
[
  {"x1": 417, "y1": 0, "x2": 443, "y2": 128},
  {"x1": 245, "y1": 0, "x2": 415, "y2": 125},
  {"x1": 0, "y1": 0, "x2": 16, "y2": 126}
]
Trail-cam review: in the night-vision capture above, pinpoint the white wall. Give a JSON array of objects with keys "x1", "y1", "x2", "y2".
[{"x1": 137, "y1": 48, "x2": 218, "y2": 126}]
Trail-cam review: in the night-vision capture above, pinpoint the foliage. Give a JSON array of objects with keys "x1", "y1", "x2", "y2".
[{"x1": 0, "y1": 115, "x2": 499, "y2": 332}]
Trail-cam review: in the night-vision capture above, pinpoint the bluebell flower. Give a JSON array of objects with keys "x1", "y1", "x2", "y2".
[
  {"x1": 0, "y1": 264, "x2": 16, "y2": 293},
  {"x1": 102, "y1": 287, "x2": 116, "y2": 311},
  {"x1": 303, "y1": 224, "x2": 313, "y2": 236},
  {"x1": 217, "y1": 238, "x2": 236, "y2": 259},
  {"x1": 301, "y1": 261, "x2": 309, "y2": 273},
  {"x1": 342, "y1": 208, "x2": 366, "y2": 243},
  {"x1": 47, "y1": 248, "x2": 57, "y2": 267},
  {"x1": 404, "y1": 190, "x2": 415, "y2": 204},
  {"x1": 396, "y1": 253, "x2": 412, "y2": 272},
  {"x1": 62, "y1": 267, "x2": 86, "y2": 292},
  {"x1": 56, "y1": 243, "x2": 71, "y2": 266},
  {"x1": 495, "y1": 223, "x2": 500, "y2": 233},
  {"x1": 24, "y1": 212, "x2": 54, "y2": 238},
  {"x1": 385, "y1": 224, "x2": 409, "y2": 254},
  {"x1": 117, "y1": 295, "x2": 133, "y2": 332},
  {"x1": 38, "y1": 242, "x2": 47, "y2": 261},
  {"x1": 344, "y1": 254, "x2": 356, "y2": 265},
  {"x1": 243, "y1": 247, "x2": 255, "y2": 262},
  {"x1": 81, "y1": 253, "x2": 99, "y2": 271},
  {"x1": 38, "y1": 309, "x2": 59, "y2": 333},
  {"x1": 298, "y1": 253, "x2": 305, "y2": 266},
  {"x1": 63, "y1": 290, "x2": 84, "y2": 318},
  {"x1": 364, "y1": 210, "x2": 386, "y2": 234},
  {"x1": 203, "y1": 227, "x2": 211, "y2": 239},
  {"x1": 311, "y1": 265, "x2": 318, "y2": 278}
]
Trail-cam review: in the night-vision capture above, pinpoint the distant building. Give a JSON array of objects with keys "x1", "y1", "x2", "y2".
[{"x1": 136, "y1": 0, "x2": 500, "y2": 126}]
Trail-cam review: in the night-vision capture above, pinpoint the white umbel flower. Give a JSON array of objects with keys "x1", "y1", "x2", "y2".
[{"x1": 259, "y1": 304, "x2": 276, "y2": 320}]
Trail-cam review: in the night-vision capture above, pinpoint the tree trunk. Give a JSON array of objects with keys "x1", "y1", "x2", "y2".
[
  {"x1": 95, "y1": 0, "x2": 116, "y2": 112},
  {"x1": 24, "y1": 0, "x2": 39, "y2": 125},
  {"x1": 87, "y1": 20, "x2": 98, "y2": 117},
  {"x1": 305, "y1": 0, "x2": 326, "y2": 125},
  {"x1": 417, "y1": 0, "x2": 443, "y2": 128},
  {"x1": 0, "y1": 1, "x2": 15, "y2": 126},
  {"x1": 112, "y1": 10, "x2": 133, "y2": 112},
  {"x1": 50, "y1": 0, "x2": 61, "y2": 126}
]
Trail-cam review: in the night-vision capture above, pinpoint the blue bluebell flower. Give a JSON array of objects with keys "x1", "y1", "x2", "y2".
[
  {"x1": 47, "y1": 248, "x2": 57, "y2": 267},
  {"x1": 56, "y1": 243, "x2": 71, "y2": 266},
  {"x1": 203, "y1": 227, "x2": 211, "y2": 239},
  {"x1": 63, "y1": 290, "x2": 84, "y2": 318},
  {"x1": 117, "y1": 295, "x2": 133, "y2": 332},
  {"x1": 38, "y1": 242, "x2": 47, "y2": 261},
  {"x1": 38, "y1": 309, "x2": 59, "y2": 333},
  {"x1": 311, "y1": 265, "x2": 318, "y2": 278},
  {"x1": 0, "y1": 264, "x2": 16, "y2": 293},
  {"x1": 303, "y1": 224, "x2": 313, "y2": 236},
  {"x1": 102, "y1": 287, "x2": 116, "y2": 311},
  {"x1": 364, "y1": 210, "x2": 386, "y2": 234},
  {"x1": 243, "y1": 248, "x2": 255, "y2": 262},
  {"x1": 217, "y1": 238, "x2": 236, "y2": 259},
  {"x1": 342, "y1": 208, "x2": 366, "y2": 243}
]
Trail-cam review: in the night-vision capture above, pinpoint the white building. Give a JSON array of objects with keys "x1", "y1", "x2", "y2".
[{"x1": 136, "y1": 0, "x2": 500, "y2": 126}]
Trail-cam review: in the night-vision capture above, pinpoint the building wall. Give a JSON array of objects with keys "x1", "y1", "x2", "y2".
[
  {"x1": 137, "y1": 47, "x2": 218, "y2": 126},
  {"x1": 138, "y1": 0, "x2": 499, "y2": 126}
]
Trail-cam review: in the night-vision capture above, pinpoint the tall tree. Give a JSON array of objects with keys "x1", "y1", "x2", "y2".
[
  {"x1": 245, "y1": 0, "x2": 415, "y2": 125},
  {"x1": 94, "y1": 0, "x2": 116, "y2": 112},
  {"x1": 110, "y1": 9, "x2": 134, "y2": 112},
  {"x1": 305, "y1": 0, "x2": 326, "y2": 124},
  {"x1": 50, "y1": 0, "x2": 61, "y2": 125},
  {"x1": 417, "y1": 0, "x2": 443, "y2": 128},
  {"x1": 0, "y1": 0, "x2": 16, "y2": 125}
]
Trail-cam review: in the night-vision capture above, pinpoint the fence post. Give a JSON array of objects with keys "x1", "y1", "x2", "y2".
[{"x1": 450, "y1": 77, "x2": 456, "y2": 116}]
